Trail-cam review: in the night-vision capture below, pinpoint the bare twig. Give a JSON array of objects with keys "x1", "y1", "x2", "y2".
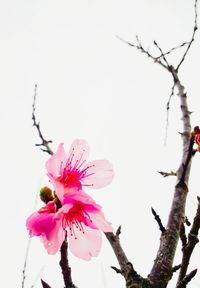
[
  {"x1": 158, "y1": 170, "x2": 177, "y2": 177},
  {"x1": 156, "y1": 42, "x2": 190, "y2": 60},
  {"x1": 116, "y1": 35, "x2": 168, "y2": 70},
  {"x1": 32, "y1": 84, "x2": 53, "y2": 155},
  {"x1": 164, "y1": 83, "x2": 175, "y2": 146},
  {"x1": 30, "y1": 265, "x2": 45, "y2": 288},
  {"x1": 151, "y1": 207, "x2": 166, "y2": 233},
  {"x1": 111, "y1": 266, "x2": 122, "y2": 274},
  {"x1": 172, "y1": 265, "x2": 181, "y2": 274},
  {"x1": 153, "y1": 40, "x2": 170, "y2": 68},
  {"x1": 41, "y1": 279, "x2": 52, "y2": 288},
  {"x1": 21, "y1": 239, "x2": 31, "y2": 288},
  {"x1": 176, "y1": 0, "x2": 198, "y2": 71}
]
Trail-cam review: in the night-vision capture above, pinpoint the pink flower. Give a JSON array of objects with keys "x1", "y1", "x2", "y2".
[
  {"x1": 195, "y1": 133, "x2": 200, "y2": 152},
  {"x1": 26, "y1": 190, "x2": 113, "y2": 260},
  {"x1": 46, "y1": 139, "x2": 114, "y2": 200}
]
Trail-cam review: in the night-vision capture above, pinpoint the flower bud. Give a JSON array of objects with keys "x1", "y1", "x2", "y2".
[{"x1": 40, "y1": 186, "x2": 54, "y2": 203}]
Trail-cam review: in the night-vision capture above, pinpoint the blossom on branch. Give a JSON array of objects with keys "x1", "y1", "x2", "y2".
[
  {"x1": 45, "y1": 139, "x2": 114, "y2": 200},
  {"x1": 195, "y1": 133, "x2": 200, "y2": 152},
  {"x1": 26, "y1": 189, "x2": 113, "y2": 260}
]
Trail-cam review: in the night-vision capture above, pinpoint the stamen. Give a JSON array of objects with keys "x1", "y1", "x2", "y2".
[
  {"x1": 63, "y1": 202, "x2": 91, "y2": 239},
  {"x1": 71, "y1": 149, "x2": 86, "y2": 171}
]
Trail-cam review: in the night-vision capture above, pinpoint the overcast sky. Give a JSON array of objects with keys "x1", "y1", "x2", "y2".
[{"x1": 0, "y1": 0, "x2": 200, "y2": 287}]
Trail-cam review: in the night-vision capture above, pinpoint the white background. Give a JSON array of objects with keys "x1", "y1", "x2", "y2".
[{"x1": 0, "y1": 0, "x2": 200, "y2": 287}]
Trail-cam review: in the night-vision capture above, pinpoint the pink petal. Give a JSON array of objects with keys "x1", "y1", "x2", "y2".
[
  {"x1": 26, "y1": 207, "x2": 65, "y2": 255},
  {"x1": 26, "y1": 211, "x2": 56, "y2": 238},
  {"x1": 68, "y1": 225, "x2": 102, "y2": 260},
  {"x1": 81, "y1": 160, "x2": 114, "y2": 188},
  {"x1": 51, "y1": 180, "x2": 66, "y2": 202},
  {"x1": 89, "y1": 211, "x2": 113, "y2": 232},
  {"x1": 62, "y1": 190, "x2": 102, "y2": 212},
  {"x1": 46, "y1": 143, "x2": 66, "y2": 176},
  {"x1": 41, "y1": 221, "x2": 65, "y2": 254},
  {"x1": 66, "y1": 139, "x2": 90, "y2": 170}
]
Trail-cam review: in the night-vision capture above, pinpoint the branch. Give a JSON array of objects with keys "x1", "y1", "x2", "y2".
[
  {"x1": 41, "y1": 279, "x2": 52, "y2": 288},
  {"x1": 116, "y1": 35, "x2": 168, "y2": 70},
  {"x1": 32, "y1": 84, "x2": 53, "y2": 155},
  {"x1": 176, "y1": 196, "x2": 200, "y2": 285},
  {"x1": 59, "y1": 234, "x2": 77, "y2": 288},
  {"x1": 105, "y1": 229, "x2": 148, "y2": 287},
  {"x1": 176, "y1": 269, "x2": 197, "y2": 288},
  {"x1": 179, "y1": 221, "x2": 187, "y2": 248},
  {"x1": 158, "y1": 170, "x2": 177, "y2": 178},
  {"x1": 32, "y1": 88, "x2": 76, "y2": 288},
  {"x1": 21, "y1": 239, "x2": 31, "y2": 288},
  {"x1": 151, "y1": 207, "x2": 166, "y2": 233},
  {"x1": 156, "y1": 42, "x2": 190, "y2": 60},
  {"x1": 164, "y1": 83, "x2": 175, "y2": 146},
  {"x1": 176, "y1": 0, "x2": 198, "y2": 71}
]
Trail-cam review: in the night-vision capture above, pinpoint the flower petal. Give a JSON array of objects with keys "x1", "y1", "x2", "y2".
[
  {"x1": 81, "y1": 160, "x2": 114, "y2": 188},
  {"x1": 62, "y1": 189, "x2": 102, "y2": 212},
  {"x1": 26, "y1": 211, "x2": 56, "y2": 238},
  {"x1": 26, "y1": 207, "x2": 65, "y2": 254},
  {"x1": 66, "y1": 139, "x2": 90, "y2": 170},
  {"x1": 68, "y1": 225, "x2": 102, "y2": 260},
  {"x1": 41, "y1": 221, "x2": 65, "y2": 254},
  {"x1": 89, "y1": 211, "x2": 113, "y2": 232},
  {"x1": 46, "y1": 143, "x2": 67, "y2": 176}
]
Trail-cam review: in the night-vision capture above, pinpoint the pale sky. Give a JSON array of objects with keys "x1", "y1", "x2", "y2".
[{"x1": 0, "y1": 0, "x2": 200, "y2": 287}]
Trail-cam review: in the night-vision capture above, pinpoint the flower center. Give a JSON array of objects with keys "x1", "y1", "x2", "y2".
[
  {"x1": 57, "y1": 148, "x2": 95, "y2": 188},
  {"x1": 62, "y1": 202, "x2": 92, "y2": 239}
]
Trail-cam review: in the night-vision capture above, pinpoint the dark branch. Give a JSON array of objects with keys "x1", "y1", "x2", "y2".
[
  {"x1": 176, "y1": 196, "x2": 200, "y2": 285},
  {"x1": 32, "y1": 84, "x2": 53, "y2": 155},
  {"x1": 111, "y1": 266, "x2": 122, "y2": 274},
  {"x1": 41, "y1": 279, "x2": 52, "y2": 288},
  {"x1": 179, "y1": 221, "x2": 187, "y2": 248},
  {"x1": 176, "y1": 269, "x2": 197, "y2": 288},
  {"x1": 59, "y1": 233, "x2": 77, "y2": 288},
  {"x1": 172, "y1": 264, "x2": 181, "y2": 273},
  {"x1": 151, "y1": 207, "x2": 166, "y2": 233},
  {"x1": 116, "y1": 225, "x2": 121, "y2": 237}
]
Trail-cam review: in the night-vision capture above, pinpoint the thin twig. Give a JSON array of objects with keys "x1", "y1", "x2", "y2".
[
  {"x1": 32, "y1": 84, "x2": 53, "y2": 155},
  {"x1": 164, "y1": 83, "x2": 175, "y2": 146},
  {"x1": 153, "y1": 40, "x2": 170, "y2": 68},
  {"x1": 172, "y1": 265, "x2": 181, "y2": 273},
  {"x1": 30, "y1": 265, "x2": 45, "y2": 288},
  {"x1": 21, "y1": 239, "x2": 31, "y2": 288},
  {"x1": 158, "y1": 170, "x2": 177, "y2": 178},
  {"x1": 151, "y1": 207, "x2": 166, "y2": 233},
  {"x1": 116, "y1": 35, "x2": 168, "y2": 70},
  {"x1": 41, "y1": 279, "x2": 52, "y2": 288},
  {"x1": 176, "y1": 0, "x2": 198, "y2": 71},
  {"x1": 156, "y1": 42, "x2": 190, "y2": 60}
]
